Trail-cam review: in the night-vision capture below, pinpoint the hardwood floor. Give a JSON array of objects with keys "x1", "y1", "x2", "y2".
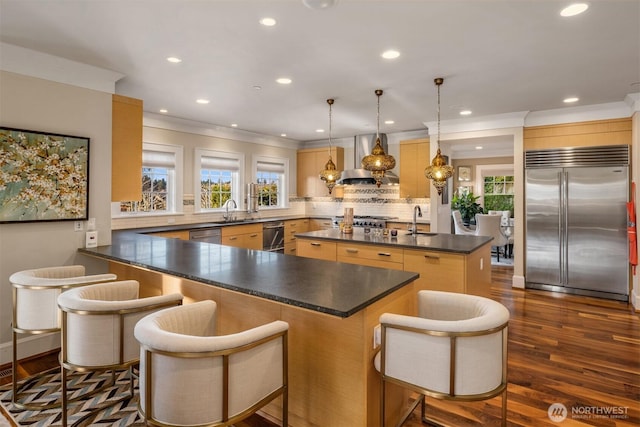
[{"x1": 2, "y1": 265, "x2": 639, "y2": 426}]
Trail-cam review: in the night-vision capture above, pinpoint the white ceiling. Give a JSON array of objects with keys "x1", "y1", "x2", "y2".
[{"x1": 1, "y1": 0, "x2": 638, "y2": 147}]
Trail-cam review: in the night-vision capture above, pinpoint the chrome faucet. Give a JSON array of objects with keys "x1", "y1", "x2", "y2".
[
  {"x1": 412, "y1": 205, "x2": 422, "y2": 236},
  {"x1": 223, "y1": 199, "x2": 238, "y2": 221}
]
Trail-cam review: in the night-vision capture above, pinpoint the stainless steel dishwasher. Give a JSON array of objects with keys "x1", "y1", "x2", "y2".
[
  {"x1": 189, "y1": 228, "x2": 221, "y2": 244},
  {"x1": 263, "y1": 221, "x2": 284, "y2": 253}
]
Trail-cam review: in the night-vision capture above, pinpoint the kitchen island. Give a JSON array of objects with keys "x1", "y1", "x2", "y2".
[
  {"x1": 296, "y1": 228, "x2": 493, "y2": 297},
  {"x1": 79, "y1": 230, "x2": 419, "y2": 427}
]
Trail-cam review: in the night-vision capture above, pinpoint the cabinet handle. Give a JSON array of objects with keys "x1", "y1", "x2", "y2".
[
  {"x1": 378, "y1": 252, "x2": 392, "y2": 257},
  {"x1": 289, "y1": 248, "x2": 296, "y2": 253},
  {"x1": 424, "y1": 254, "x2": 440, "y2": 260},
  {"x1": 310, "y1": 242, "x2": 321, "y2": 247},
  {"x1": 346, "y1": 248, "x2": 358, "y2": 253},
  {"x1": 229, "y1": 236, "x2": 238, "y2": 240},
  {"x1": 250, "y1": 233, "x2": 258, "y2": 237}
]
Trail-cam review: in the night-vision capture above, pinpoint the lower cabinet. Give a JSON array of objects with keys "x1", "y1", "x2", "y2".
[
  {"x1": 336, "y1": 242, "x2": 404, "y2": 270},
  {"x1": 309, "y1": 218, "x2": 334, "y2": 231},
  {"x1": 284, "y1": 219, "x2": 310, "y2": 256},
  {"x1": 403, "y1": 244, "x2": 491, "y2": 297},
  {"x1": 221, "y1": 223, "x2": 263, "y2": 250},
  {"x1": 386, "y1": 221, "x2": 431, "y2": 234},
  {"x1": 147, "y1": 230, "x2": 190, "y2": 240},
  {"x1": 296, "y1": 239, "x2": 337, "y2": 261}
]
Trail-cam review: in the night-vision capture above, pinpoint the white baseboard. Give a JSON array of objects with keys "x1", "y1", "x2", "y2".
[
  {"x1": 0, "y1": 333, "x2": 60, "y2": 366},
  {"x1": 512, "y1": 275, "x2": 525, "y2": 289}
]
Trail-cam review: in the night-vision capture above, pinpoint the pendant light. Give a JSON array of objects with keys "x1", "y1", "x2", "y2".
[
  {"x1": 362, "y1": 89, "x2": 396, "y2": 187},
  {"x1": 319, "y1": 98, "x2": 341, "y2": 194},
  {"x1": 425, "y1": 77, "x2": 454, "y2": 195}
]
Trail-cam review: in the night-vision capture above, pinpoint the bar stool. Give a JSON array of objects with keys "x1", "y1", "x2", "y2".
[{"x1": 10, "y1": 265, "x2": 117, "y2": 409}]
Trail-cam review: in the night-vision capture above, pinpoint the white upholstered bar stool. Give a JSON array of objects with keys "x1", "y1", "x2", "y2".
[
  {"x1": 375, "y1": 290, "x2": 510, "y2": 427},
  {"x1": 10, "y1": 265, "x2": 117, "y2": 409},
  {"x1": 134, "y1": 300, "x2": 289, "y2": 427},
  {"x1": 57, "y1": 280, "x2": 183, "y2": 427}
]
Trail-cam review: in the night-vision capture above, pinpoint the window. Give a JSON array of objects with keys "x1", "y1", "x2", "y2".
[
  {"x1": 483, "y1": 175, "x2": 514, "y2": 216},
  {"x1": 120, "y1": 143, "x2": 183, "y2": 214},
  {"x1": 195, "y1": 149, "x2": 243, "y2": 211},
  {"x1": 254, "y1": 156, "x2": 288, "y2": 209}
]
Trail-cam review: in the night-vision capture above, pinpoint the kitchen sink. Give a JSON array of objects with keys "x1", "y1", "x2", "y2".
[{"x1": 405, "y1": 231, "x2": 438, "y2": 236}]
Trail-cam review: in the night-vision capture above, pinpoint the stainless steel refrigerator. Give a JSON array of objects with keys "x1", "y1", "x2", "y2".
[{"x1": 525, "y1": 145, "x2": 629, "y2": 301}]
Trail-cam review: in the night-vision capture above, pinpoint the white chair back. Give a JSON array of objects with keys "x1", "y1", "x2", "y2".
[
  {"x1": 135, "y1": 300, "x2": 289, "y2": 427},
  {"x1": 475, "y1": 214, "x2": 508, "y2": 247},
  {"x1": 451, "y1": 210, "x2": 475, "y2": 236}
]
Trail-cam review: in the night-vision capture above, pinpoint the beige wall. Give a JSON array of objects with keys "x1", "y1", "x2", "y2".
[{"x1": 0, "y1": 71, "x2": 113, "y2": 363}]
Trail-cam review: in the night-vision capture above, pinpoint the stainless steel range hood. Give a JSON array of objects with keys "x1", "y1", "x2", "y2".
[{"x1": 337, "y1": 134, "x2": 399, "y2": 185}]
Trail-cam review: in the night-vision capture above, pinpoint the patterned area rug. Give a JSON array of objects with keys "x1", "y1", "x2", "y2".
[{"x1": 0, "y1": 368, "x2": 144, "y2": 426}]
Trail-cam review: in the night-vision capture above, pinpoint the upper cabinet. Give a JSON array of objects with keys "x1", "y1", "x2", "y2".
[
  {"x1": 112, "y1": 94, "x2": 143, "y2": 202},
  {"x1": 297, "y1": 146, "x2": 344, "y2": 197},
  {"x1": 399, "y1": 138, "x2": 430, "y2": 199}
]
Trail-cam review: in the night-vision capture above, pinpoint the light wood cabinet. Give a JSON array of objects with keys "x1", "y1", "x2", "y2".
[
  {"x1": 297, "y1": 147, "x2": 344, "y2": 197},
  {"x1": 111, "y1": 94, "x2": 143, "y2": 202},
  {"x1": 284, "y1": 219, "x2": 310, "y2": 256},
  {"x1": 386, "y1": 222, "x2": 430, "y2": 233},
  {"x1": 296, "y1": 239, "x2": 337, "y2": 261},
  {"x1": 221, "y1": 223, "x2": 263, "y2": 250},
  {"x1": 336, "y1": 242, "x2": 404, "y2": 270},
  {"x1": 399, "y1": 138, "x2": 430, "y2": 199},
  {"x1": 147, "y1": 230, "x2": 190, "y2": 240},
  {"x1": 403, "y1": 243, "x2": 491, "y2": 297},
  {"x1": 309, "y1": 218, "x2": 334, "y2": 231}
]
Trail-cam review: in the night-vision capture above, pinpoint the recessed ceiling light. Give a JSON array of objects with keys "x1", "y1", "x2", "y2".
[
  {"x1": 281, "y1": 133, "x2": 287, "y2": 137},
  {"x1": 159, "y1": 109, "x2": 168, "y2": 113},
  {"x1": 260, "y1": 17, "x2": 276, "y2": 26},
  {"x1": 475, "y1": 146, "x2": 483, "y2": 150},
  {"x1": 253, "y1": 85, "x2": 262, "y2": 90},
  {"x1": 196, "y1": 99, "x2": 210, "y2": 104},
  {"x1": 316, "y1": 129, "x2": 325, "y2": 133},
  {"x1": 460, "y1": 110, "x2": 472, "y2": 116},
  {"x1": 381, "y1": 50, "x2": 400, "y2": 59},
  {"x1": 563, "y1": 97, "x2": 579, "y2": 103},
  {"x1": 231, "y1": 123, "x2": 238, "y2": 127},
  {"x1": 560, "y1": 3, "x2": 589, "y2": 17},
  {"x1": 276, "y1": 77, "x2": 292, "y2": 85},
  {"x1": 166, "y1": 57, "x2": 182, "y2": 63},
  {"x1": 384, "y1": 120, "x2": 395, "y2": 124}
]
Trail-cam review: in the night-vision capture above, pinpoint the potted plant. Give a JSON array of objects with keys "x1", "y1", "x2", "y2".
[{"x1": 452, "y1": 190, "x2": 484, "y2": 225}]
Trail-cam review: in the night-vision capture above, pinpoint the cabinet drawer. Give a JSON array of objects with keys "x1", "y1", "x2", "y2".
[
  {"x1": 148, "y1": 230, "x2": 190, "y2": 240},
  {"x1": 222, "y1": 231, "x2": 262, "y2": 250},
  {"x1": 296, "y1": 239, "x2": 337, "y2": 261},
  {"x1": 403, "y1": 249, "x2": 464, "y2": 293},
  {"x1": 285, "y1": 219, "x2": 309, "y2": 233},
  {"x1": 284, "y1": 242, "x2": 297, "y2": 256},
  {"x1": 221, "y1": 223, "x2": 262, "y2": 237},
  {"x1": 337, "y1": 243, "x2": 403, "y2": 264}
]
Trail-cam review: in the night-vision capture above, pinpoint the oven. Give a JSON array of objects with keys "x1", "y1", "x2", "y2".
[{"x1": 263, "y1": 221, "x2": 285, "y2": 253}]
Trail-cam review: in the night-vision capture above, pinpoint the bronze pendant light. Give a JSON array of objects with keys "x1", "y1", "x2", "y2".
[
  {"x1": 361, "y1": 89, "x2": 396, "y2": 187},
  {"x1": 319, "y1": 98, "x2": 341, "y2": 194},
  {"x1": 425, "y1": 78, "x2": 454, "y2": 195}
]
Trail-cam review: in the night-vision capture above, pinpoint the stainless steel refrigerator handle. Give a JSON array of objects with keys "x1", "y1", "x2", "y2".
[
  {"x1": 562, "y1": 170, "x2": 569, "y2": 285},
  {"x1": 558, "y1": 171, "x2": 564, "y2": 285}
]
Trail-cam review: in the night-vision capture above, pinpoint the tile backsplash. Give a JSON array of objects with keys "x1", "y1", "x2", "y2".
[{"x1": 111, "y1": 185, "x2": 430, "y2": 230}]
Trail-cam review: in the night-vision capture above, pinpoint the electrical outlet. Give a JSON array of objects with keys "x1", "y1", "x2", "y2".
[{"x1": 74, "y1": 221, "x2": 83, "y2": 232}]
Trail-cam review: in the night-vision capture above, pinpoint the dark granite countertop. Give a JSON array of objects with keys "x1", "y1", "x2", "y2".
[
  {"x1": 79, "y1": 230, "x2": 419, "y2": 318},
  {"x1": 117, "y1": 215, "x2": 325, "y2": 234},
  {"x1": 295, "y1": 228, "x2": 492, "y2": 254}
]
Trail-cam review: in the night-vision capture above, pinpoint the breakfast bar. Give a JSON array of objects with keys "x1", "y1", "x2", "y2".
[{"x1": 79, "y1": 231, "x2": 420, "y2": 427}]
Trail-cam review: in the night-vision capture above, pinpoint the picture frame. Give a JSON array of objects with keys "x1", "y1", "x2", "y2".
[
  {"x1": 458, "y1": 165, "x2": 472, "y2": 182},
  {"x1": 0, "y1": 127, "x2": 90, "y2": 223}
]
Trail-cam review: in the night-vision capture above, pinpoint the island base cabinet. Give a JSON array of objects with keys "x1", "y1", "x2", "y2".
[
  {"x1": 296, "y1": 239, "x2": 337, "y2": 261},
  {"x1": 403, "y1": 243, "x2": 491, "y2": 297},
  {"x1": 107, "y1": 261, "x2": 416, "y2": 427}
]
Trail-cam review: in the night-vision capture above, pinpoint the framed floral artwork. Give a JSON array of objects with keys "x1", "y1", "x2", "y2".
[{"x1": 0, "y1": 127, "x2": 90, "y2": 223}]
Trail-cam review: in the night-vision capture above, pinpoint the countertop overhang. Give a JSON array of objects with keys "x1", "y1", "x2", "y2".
[
  {"x1": 79, "y1": 230, "x2": 419, "y2": 318},
  {"x1": 295, "y1": 228, "x2": 493, "y2": 254}
]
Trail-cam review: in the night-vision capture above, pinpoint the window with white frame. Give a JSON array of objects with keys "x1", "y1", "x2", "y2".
[
  {"x1": 195, "y1": 149, "x2": 243, "y2": 211},
  {"x1": 120, "y1": 143, "x2": 183, "y2": 214},
  {"x1": 254, "y1": 156, "x2": 288, "y2": 209}
]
